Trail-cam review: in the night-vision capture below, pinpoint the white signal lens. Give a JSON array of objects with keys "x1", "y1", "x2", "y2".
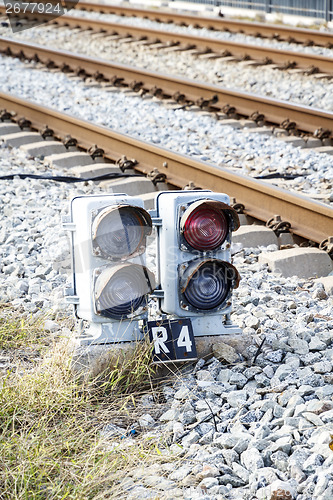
[
  {"x1": 94, "y1": 264, "x2": 155, "y2": 320},
  {"x1": 92, "y1": 205, "x2": 152, "y2": 260}
]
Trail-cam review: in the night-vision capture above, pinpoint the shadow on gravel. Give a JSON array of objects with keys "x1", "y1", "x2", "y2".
[{"x1": 4, "y1": 0, "x2": 79, "y2": 33}]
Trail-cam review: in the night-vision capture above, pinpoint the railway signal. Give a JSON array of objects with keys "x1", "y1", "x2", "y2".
[
  {"x1": 63, "y1": 194, "x2": 155, "y2": 344},
  {"x1": 153, "y1": 190, "x2": 242, "y2": 340}
]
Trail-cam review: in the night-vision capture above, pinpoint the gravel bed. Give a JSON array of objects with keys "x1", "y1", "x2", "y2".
[
  {"x1": 1, "y1": 142, "x2": 333, "y2": 499},
  {"x1": 66, "y1": 7, "x2": 333, "y2": 57},
  {"x1": 1, "y1": 23, "x2": 333, "y2": 111},
  {"x1": 0, "y1": 54, "x2": 332, "y2": 203},
  {"x1": 1, "y1": 6, "x2": 333, "y2": 499}
]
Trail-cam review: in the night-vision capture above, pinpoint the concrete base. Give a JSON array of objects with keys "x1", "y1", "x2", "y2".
[
  {"x1": 239, "y1": 120, "x2": 257, "y2": 129},
  {"x1": 278, "y1": 233, "x2": 295, "y2": 247},
  {"x1": 72, "y1": 320, "x2": 143, "y2": 345},
  {"x1": 2, "y1": 131, "x2": 44, "y2": 147},
  {"x1": 69, "y1": 339, "x2": 138, "y2": 378},
  {"x1": 232, "y1": 225, "x2": 278, "y2": 248},
  {"x1": 259, "y1": 247, "x2": 333, "y2": 278},
  {"x1": 21, "y1": 140, "x2": 67, "y2": 157},
  {"x1": 313, "y1": 146, "x2": 333, "y2": 155},
  {"x1": 44, "y1": 152, "x2": 98, "y2": 168},
  {"x1": 281, "y1": 136, "x2": 306, "y2": 148},
  {"x1": 68, "y1": 332, "x2": 253, "y2": 377},
  {"x1": 245, "y1": 127, "x2": 272, "y2": 135},
  {"x1": 71, "y1": 163, "x2": 126, "y2": 177},
  {"x1": 197, "y1": 333, "x2": 253, "y2": 361},
  {"x1": 218, "y1": 119, "x2": 242, "y2": 129},
  {"x1": 0, "y1": 123, "x2": 21, "y2": 135},
  {"x1": 101, "y1": 177, "x2": 158, "y2": 195},
  {"x1": 315, "y1": 276, "x2": 333, "y2": 295},
  {"x1": 141, "y1": 191, "x2": 158, "y2": 210},
  {"x1": 304, "y1": 138, "x2": 322, "y2": 149}
]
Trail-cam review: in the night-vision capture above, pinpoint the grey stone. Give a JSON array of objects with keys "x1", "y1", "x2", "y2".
[
  {"x1": 233, "y1": 225, "x2": 278, "y2": 248},
  {"x1": 218, "y1": 473, "x2": 245, "y2": 487},
  {"x1": 315, "y1": 385, "x2": 333, "y2": 399},
  {"x1": 169, "y1": 465, "x2": 193, "y2": 481},
  {"x1": 270, "y1": 451, "x2": 289, "y2": 472},
  {"x1": 159, "y1": 409, "x2": 180, "y2": 422},
  {"x1": 288, "y1": 338, "x2": 309, "y2": 355},
  {"x1": 239, "y1": 409, "x2": 263, "y2": 425},
  {"x1": 258, "y1": 247, "x2": 333, "y2": 278},
  {"x1": 198, "y1": 477, "x2": 219, "y2": 489},
  {"x1": 226, "y1": 390, "x2": 248, "y2": 407},
  {"x1": 303, "y1": 453, "x2": 324, "y2": 472},
  {"x1": 179, "y1": 410, "x2": 196, "y2": 425},
  {"x1": 138, "y1": 414, "x2": 156, "y2": 428},
  {"x1": 174, "y1": 386, "x2": 191, "y2": 400},
  {"x1": 181, "y1": 430, "x2": 200, "y2": 447},
  {"x1": 241, "y1": 447, "x2": 264, "y2": 470},
  {"x1": 212, "y1": 342, "x2": 239, "y2": 364},
  {"x1": 43, "y1": 319, "x2": 60, "y2": 332},
  {"x1": 221, "y1": 449, "x2": 239, "y2": 467},
  {"x1": 229, "y1": 372, "x2": 247, "y2": 387},
  {"x1": 232, "y1": 461, "x2": 249, "y2": 482},
  {"x1": 320, "y1": 409, "x2": 333, "y2": 423},
  {"x1": 302, "y1": 411, "x2": 324, "y2": 426},
  {"x1": 289, "y1": 449, "x2": 312, "y2": 469}
]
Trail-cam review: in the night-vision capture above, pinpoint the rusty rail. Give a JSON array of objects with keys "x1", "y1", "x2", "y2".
[
  {"x1": 1, "y1": 37, "x2": 332, "y2": 136},
  {"x1": 0, "y1": 91, "x2": 332, "y2": 243},
  {"x1": 1, "y1": 8, "x2": 333, "y2": 75},
  {"x1": 48, "y1": 0, "x2": 333, "y2": 47}
]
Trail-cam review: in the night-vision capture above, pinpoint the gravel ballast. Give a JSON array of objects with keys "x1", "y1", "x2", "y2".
[
  {"x1": 1, "y1": 141, "x2": 333, "y2": 499},
  {"x1": 0, "y1": 54, "x2": 332, "y2": 204},
  {"x1": 1, "y1": 22, "x2": 333, "y2": 112},
  {"x1": 66, "y1": 8, "x2": 333, "y2": 58},
  {"x1": 1, "y1": 8, "x2": 333, "y2": 498}
]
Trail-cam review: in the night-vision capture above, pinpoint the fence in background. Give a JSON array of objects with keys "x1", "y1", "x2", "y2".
[{"x1": 173, "y1": 0, "x2": 333, "y2": 21}]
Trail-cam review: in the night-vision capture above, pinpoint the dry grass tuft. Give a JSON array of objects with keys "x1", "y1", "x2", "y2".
[{"x1": 0, "y1": 309, "x2": 179, "y2": 499}]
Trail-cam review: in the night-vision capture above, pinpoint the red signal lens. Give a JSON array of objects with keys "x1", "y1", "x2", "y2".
[{"x1": 183, "y1": 205, "x2": 228, "y2": 251}]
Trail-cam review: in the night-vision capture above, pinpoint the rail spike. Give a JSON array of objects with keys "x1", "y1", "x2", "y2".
[
  {"x1": 266, "y1": 215, "x2": 291, "y2": 236},
  {"x1": 116, "y1": 155, "x2": 138, "y2": 171},
  {"x1": 319, "y1": 237, "x2": 333, "y2": 258}
]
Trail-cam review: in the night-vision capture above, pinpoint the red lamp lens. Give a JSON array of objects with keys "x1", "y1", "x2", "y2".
[{"x1": 183, "y1": 206, "x2": 228, "y2": 250}]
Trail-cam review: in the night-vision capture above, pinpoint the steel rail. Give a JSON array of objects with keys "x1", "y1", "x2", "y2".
[
  {"x1": 0, "y1": 91, "x2": 332, "y2": 244},
  {"x1": 1, "y1": 37, "x2": 332, "y2": 136},
  {"x1": 49, "y1": 0, "x2": 333, "y2": 47},
  {"x1": 1, "y1": 8, "x2": 332, "y2": 75}
]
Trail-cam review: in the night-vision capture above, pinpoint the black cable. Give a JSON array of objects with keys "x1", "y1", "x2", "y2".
[
  {"x1": 0, "y1": 172, "x2": 142, "y2": 183},
  {"x1": 254, "y1": 173, "x2": 303, "y2": 180}
]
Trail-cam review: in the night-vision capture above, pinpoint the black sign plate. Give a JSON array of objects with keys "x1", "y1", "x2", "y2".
[{"x1": 145, "y1": 318, "x2": 197, "y2": 364}]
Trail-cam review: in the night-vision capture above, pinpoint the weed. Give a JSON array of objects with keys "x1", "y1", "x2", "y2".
[{"x1": 0, "y1": 309, "x2": 179, "y2": 499}]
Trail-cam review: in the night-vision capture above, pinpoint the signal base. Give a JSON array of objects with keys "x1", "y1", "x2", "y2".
[
  {"x1": 190, "y1": 314, "x2": 242, "y2": 337},
  {"x1": 73, "y1": 320, "x2": 143, "y2": 345}
]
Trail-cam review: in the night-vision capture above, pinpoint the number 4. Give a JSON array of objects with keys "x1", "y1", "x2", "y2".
[{"x1": 177, "y1": 325, "x2": 192, "y2": 352}]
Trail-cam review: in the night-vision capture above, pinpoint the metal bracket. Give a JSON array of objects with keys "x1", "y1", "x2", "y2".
[
  {"x1": 116, "y1": 155, "x2": 138, "y2": 171},
  {"x1": 230, "y1": 197, "x2": 245, "y2": 214},
  {"x1": 88, "y1": 145, "x2": 104, "y2": 159},
  {"x1": 151, "y1": 218, "x2": 162, "y2": 226},
  {"x1": 319, "y1": 237, "x2": 333, "y2": 258},
  {"x1": 62, "y1": 216, "x2": 76, "y2": 232},
  {"x1": 147, "y1": 168, "x2": 167, "y2": 185},
  {"x1": 64, "y1": 288, "x2": 79, "y2": 304},
  {"x1": 266, "y1": 215, "x2": 291, "y2": 236},
  {"x1": 150, "y1": 289, "x2": 164, "y2": 298}
]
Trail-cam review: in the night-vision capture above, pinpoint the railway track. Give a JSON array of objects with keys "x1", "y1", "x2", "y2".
[
  {"x1": 1, "y1": 37, "x2": 332, "y2": 138},
  {"x1": 0, "y1": 91, "x2": 332, "y2": 246},
  {"x1": 1, "y1": 7, "x2": 333, "y2": 77},
  {"x1": 48, "y1": 0, "x2": 333, "y2": 48}
]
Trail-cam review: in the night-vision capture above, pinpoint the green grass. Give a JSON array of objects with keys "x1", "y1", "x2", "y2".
[{"x1": 0, "y1": 308, "x2": 177, "y2": 500}]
